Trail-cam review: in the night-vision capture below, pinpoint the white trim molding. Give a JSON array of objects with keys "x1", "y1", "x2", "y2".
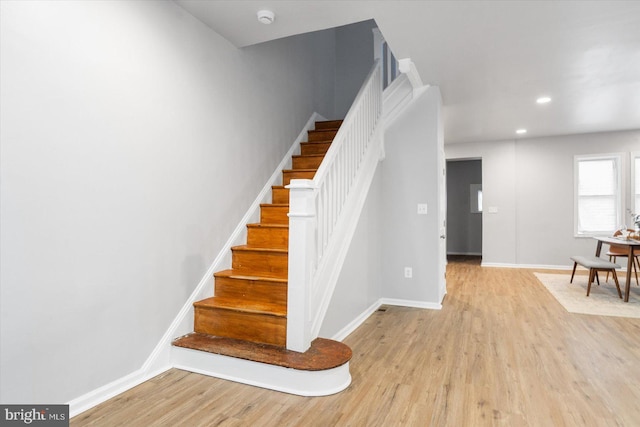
[
  {"x1": 380, "y1": 298, "x2": 443, "y2": 310},
  {"x1": 171, "y1": 347, "x2": 351, "y2": 397},
  {"x1": 481, "y1": 262, "x2": 574, "y2": 270}
]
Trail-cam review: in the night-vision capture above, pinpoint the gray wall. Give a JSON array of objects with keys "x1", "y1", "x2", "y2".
[
  {"x1": 0, "y1": 0, "x2": 337, "y2": 404},
  {"x1": 334, "y1": 20, "x2": 377, "y2": 118},
  {"x1": 446, "y1": 160, "x2": 483, "y2": 255},
  {"x1": 446, "y1": 130, "x2": 640, "y2": 267}
]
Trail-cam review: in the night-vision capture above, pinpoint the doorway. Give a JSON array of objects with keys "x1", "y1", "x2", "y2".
[{"x1": 446, "y1": 159, "x2": 483, "y2": 260}]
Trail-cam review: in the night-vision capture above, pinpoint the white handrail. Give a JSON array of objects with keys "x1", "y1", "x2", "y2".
[{"x1": 287, "y1": 60, "x2": 383, "y2": 352}]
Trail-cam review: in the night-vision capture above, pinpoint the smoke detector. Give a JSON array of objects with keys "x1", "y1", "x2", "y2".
[{"x1": 257, "y1": 10, "x2": 275, "y2": 25}]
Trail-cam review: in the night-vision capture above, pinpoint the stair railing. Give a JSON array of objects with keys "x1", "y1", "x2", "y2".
[{"x1": 287, "y1": 60, "x2": 383, "y2": 352}]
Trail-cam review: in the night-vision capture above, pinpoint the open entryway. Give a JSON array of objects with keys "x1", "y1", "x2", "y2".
[{"x1": 446, "y1": 159, "x2": 483, "y2": 260}]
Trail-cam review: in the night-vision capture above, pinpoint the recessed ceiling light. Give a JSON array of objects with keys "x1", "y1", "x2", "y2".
[
  {"x1": 536, "y1": 96, "x2": 552, "y2": 104},
  {"x1": 516, "y1": 129, "x2": 527, "y2": 135},
  {"x1": 257, "y1": 10, "x2": 275, "y2": 25}
]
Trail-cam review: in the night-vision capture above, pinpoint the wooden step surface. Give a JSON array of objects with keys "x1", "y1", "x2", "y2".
[
  {"x1": 173, "y1": 333, "x2": 352, "y2": 371},
  {"x1": 271, "y1": 186, "x2": 289, "y2": 204},
  {"x1": 195, "y1": 296, "x2": 286, "y2": 317},
  {"x1": 300, "y1": 141, "x2": 332, "y2": 156},
  {"x1": 282, "y1": 169, "x2": 316, "y2": 185},
  {"x1": 292, "y1": 154, "x2": 325, "y2": 170},
  {"x1": 213, "y1": 269, "x2": 287, "y2": 306},
  {"x1": 194, "y1": 297, "x2": 286, "y2": 346},
  {"x1": 259, "y1": 203, "x2": 289, "y2": 224},
  {"x1": 308, "y1": 129, "x2": 339, "y2": 142},
  {"x1": 314, "y1": 120, "x2": 343, "y2": 130},
  {"x1": 246, "y1": 223, "x2": 288, "y2": 249},
  {"x1": 231, "y1": 245, "x2": 288, "y2": 278}
]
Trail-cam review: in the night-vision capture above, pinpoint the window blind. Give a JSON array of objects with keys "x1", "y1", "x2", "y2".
[{"x1": 575, "y1": 155, "x2": 621, "y2": 235}]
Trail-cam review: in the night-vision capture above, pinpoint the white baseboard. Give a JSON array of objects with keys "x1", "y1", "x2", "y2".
[
  {"x1": 481, "y1": 262, "x2": 573, "y2": 270},
  {"x1": 380, "y1": 297, "x2": 443, "y2": 310},
  {"x1": 68, "y1": 366, "x2": 170, "y2": 418},
  {"x1": 330, "y1": 300, "x2": 382, "y2": 342}
]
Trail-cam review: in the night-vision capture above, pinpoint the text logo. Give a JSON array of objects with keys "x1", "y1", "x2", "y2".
[{"x1": 1, "y1": 405, "x2": 68, "y2": 426}]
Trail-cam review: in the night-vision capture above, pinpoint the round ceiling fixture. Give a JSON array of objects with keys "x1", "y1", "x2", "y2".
[
  {"x1": 257, "y1": 10, "x2": 275, "y2": 25},
  {"x1": 516, "y1": 129, "x2": 527, "y2": 135},
  {"x1": 536, "y1": 96, "x2": 552, "y2": 104}
]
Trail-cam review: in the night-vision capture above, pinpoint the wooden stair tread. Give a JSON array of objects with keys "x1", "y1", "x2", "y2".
[
  {"x1": 292, "y1": 154, "x2": 325, "y2": 158},
  {"x1": 246, "y1": 223, "x2": 288, "y2": 229},
  {"x1": 259, "y1": 203, "x2": 288, "y2": 207},
  {"x1": 172, "y1": 333, "x2": 352, "y2": 371},
  {"x1": 232, "y1": 245, "x2": 287, "y2": 254},
  {"x1": 282, "y1": 168, "x2": 317, "y2": 173},
  {"x1": 214, "y1": 269, "x2": 287, "y2": 283},
  {"x1": 195, "y1": 296, "x2": 286, "y2": 317},
  {"x1": 315, "y1": 120, "x2": 343, "y2": 130}
]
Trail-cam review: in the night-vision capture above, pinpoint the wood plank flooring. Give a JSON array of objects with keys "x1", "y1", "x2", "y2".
[{"x1": 71, "y1": 258, "x2": 640, "y2": 426}]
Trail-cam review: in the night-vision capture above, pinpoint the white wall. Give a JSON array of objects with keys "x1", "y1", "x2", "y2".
[
  {"x1": 320, "y1": 86, "x2": 445, "y2": 339},
  {"x1": 446, "y1": 130, "x2": 640, "y2": 267},
  {"x1": 0, "y1": 0, "x2": 337, "y2": 404},
  {"x1": 380, "y1": 87, "x2": 444, "y2": 304}
]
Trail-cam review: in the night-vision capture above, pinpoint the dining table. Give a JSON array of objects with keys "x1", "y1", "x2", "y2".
[{"x1": 594, "y1": 236, "x2": 640, "y2": 302}]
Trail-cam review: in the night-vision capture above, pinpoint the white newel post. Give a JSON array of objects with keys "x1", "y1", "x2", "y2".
[{"x1": 286, "y1": 179, "x2": 317, "y2": 353}]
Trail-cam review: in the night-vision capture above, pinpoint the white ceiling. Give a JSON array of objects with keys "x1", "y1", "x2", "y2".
[{"x1": 175, "y1": 0, "x2": 640, "y2": 144}]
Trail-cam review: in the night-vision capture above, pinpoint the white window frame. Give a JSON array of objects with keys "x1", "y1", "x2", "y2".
[{"x1": 574, "y1": 153, "x2": 623, "y2": 237}]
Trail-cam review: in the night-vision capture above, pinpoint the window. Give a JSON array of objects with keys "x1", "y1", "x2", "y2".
[
  {"x1": 574, "y1": 154, "x2": 622, "y2": 236},
  {"x1": 470, "y1": 184, "x2": 482, "y2": 213}
]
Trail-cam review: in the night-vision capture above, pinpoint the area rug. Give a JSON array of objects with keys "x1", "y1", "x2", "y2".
[{"x1": 533, "y1": 273, "x2": 640, "y2": 319}]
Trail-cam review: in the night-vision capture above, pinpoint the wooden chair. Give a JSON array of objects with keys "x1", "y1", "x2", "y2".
[{"x1": 606, "y1": 229, "x2": 640, "y2": 285}]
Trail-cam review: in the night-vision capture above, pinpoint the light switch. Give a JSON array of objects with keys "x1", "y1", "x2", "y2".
[
  {"x1": 417, "y1": 204, "x2": 428, "y2": 214},
  {"x1": 487, "y1": 206, "x2": 498, "y2": 214}
]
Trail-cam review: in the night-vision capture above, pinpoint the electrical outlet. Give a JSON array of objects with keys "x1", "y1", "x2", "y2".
[
  {"x1": 417, "y1": 204, "x2": 428, "y2": 214},
  {"x1": 404, "y1": 267, "x2": 413, "y2": 278}
]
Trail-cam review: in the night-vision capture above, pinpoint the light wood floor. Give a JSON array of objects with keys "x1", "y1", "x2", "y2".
[{"x1": 71, "y1": 258, "x2": 640, "y2": 426}]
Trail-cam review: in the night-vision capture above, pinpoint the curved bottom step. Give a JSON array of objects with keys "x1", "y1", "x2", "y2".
[{"x1": 171, "y1": 333, "x2": 352, "y2": 396}]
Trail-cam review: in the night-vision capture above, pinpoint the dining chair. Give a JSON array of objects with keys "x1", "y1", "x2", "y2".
[{"x1": 606, "y1": 229, "x2": 640, "y2": 285}]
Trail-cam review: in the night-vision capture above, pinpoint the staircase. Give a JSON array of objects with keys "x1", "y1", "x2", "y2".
[{"x1": 172, "y1": 120, "x2": 352, "y2": 390}]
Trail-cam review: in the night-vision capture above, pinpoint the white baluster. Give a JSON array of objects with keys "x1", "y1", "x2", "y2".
[{"x1": 286, "y1": 60, "x2": 382, "y2": 350}]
